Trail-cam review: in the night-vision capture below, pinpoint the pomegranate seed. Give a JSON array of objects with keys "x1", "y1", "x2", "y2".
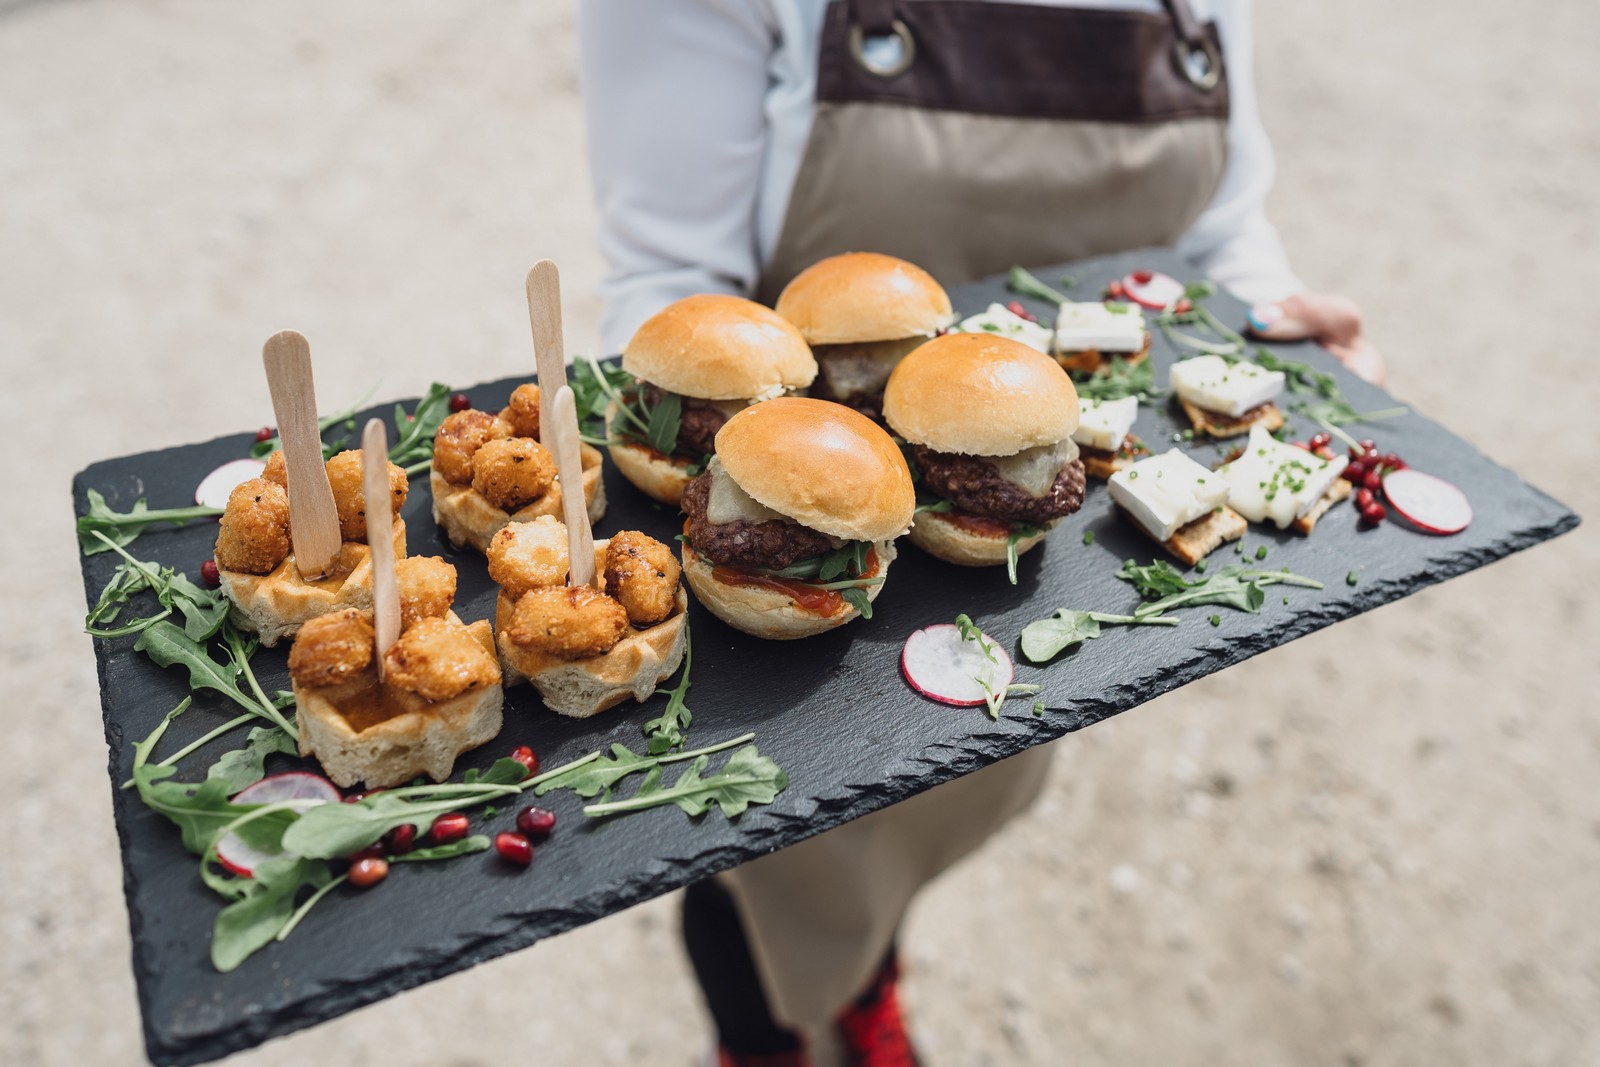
[
  {"x1": 516, "y1": 806, "x2": 557, "y2": 838},
  {"x1": 1343, "y1": 462, "x2": 1366, "y2": 483},
  {"x1": 1348, "y1": 444, "x2": 1366, "y2": 461},
  {"x1": 1172, "y1": 298, "x2": 1194, "y2": 314},
  {"x1": 1132, "y1": 270, "x2": 1154, "y2": 284},
  {"x1": 1381, "y1": 451, "x2": 1402, "y2": 468},
  {"x1": 1356, "y1": 487, "x2": 1375, "y2": 510},
  {"x1": 254, "y1": 426, "x2": 275, "y2": 443},
  {"x1": 343, "y1": 787, "x2": 385, "y2": 804},
  {"x1": 348, "y1": 844, "x2": 385, "y2": 862},
  {"x1": 1361, "y1": 503, "x2": 1388, "y2": 524},
  {"x1": 1105, "y1": 280, "x2": 1126, "y2": 298},
  {"x1": 1363, "y1": 469, "x2": 1382, "y2": 492},
  {"x1": 448, "y1": 392, "x2": 472, "y2": 413},
  {"x1": 1314, "y1": 446, "x2": 1337, "y2": 461},
  {"x1": 349, "y1": 857, "x2": 389, "y2": 888},
  {"x1": 199, "y1": 559, "x2": 221, "y2": 587},
  {"x1": 1290, "y1": 440, "x2": 1310, "y2": 451},
  {"x1": 494, "y1": 831, "x2": 534, "y2": 866},
  {"x1": 1359, "y1": 439, "x2": 1377, "y2": 453},
  {"x1": 1385, "y1": 457, "x2": 1407, "y2": 471},
  {"x1": 429, "y1": 812, "x2": 470, "y2": 846},
  {"x1": 509, "y1": 745, "x2": 539, "y2": 779},
  {"x1": 384, "y1": 823, "x2": 416, "y2": 855},
  {"x1": 1309, "y1": 432, "x2": 1331, "y2": 449}
]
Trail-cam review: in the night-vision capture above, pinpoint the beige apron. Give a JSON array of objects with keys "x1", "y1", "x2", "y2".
[{"x1": 727, "y1": 0, "x2": 1231, "y2": 1041}]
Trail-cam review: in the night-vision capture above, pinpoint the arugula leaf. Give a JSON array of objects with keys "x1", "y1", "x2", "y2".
[
  {"x1": 250, "y1": 382, "x2": 378, "y2": 460},
  {"x1": 643, "y1": 627, "x2": 693, "y2": 754},
  {"x1": 1120, "y1": 562, "x2": 1324, "y2": 619},
  {"x1": 1007, "y1": 265, "x2": 1071, "y2": 307},
  {"x1": 281, "y1": 784, "x2": 517, "y2": 860},
  {"x1": 1018, "y1": 608, "x2": 1180, "y2": 663},
  {"x1": 572, "y1": 358, "x2": 635, "y2": 438},
  {"x1": 583, "y1": 746, "x2": 788, "y2": 819},
  {"x1": 1006, "y1": 524, "x2": 1042, "y2": 586},
  {"x1": 205, "y1": 725, "x2": 298, "y2": 795},
  {"x1": 77, "y1": 490, "x2": 222, "y2": 555},
  {"x1": 1253, "y1": 348, "x2": 1407, "y2": 431},
  {"x1": 914, "y1": 495, "x2": 954, "y2": 515},
  {"x1": 134, "y1": 621, "x2": 252, "y2": 709},
  {"x1": 388, "y1": 382, "x2": 452, "y2": 475},
  {"x1": 390, "y1": 835, "x2": 491, "y2": 863},
  {"x1": 211, "y1": 856, "x2": 332, "y2": 972},
  {"x1": 840, "y1": 586, "x2": 874, "y2": 620},
  {"x1": 531, "y1": 742, "x2": 658, "y2": 799},
  {"x1": 645, "y1": 389, "x2": 683, "y2": 456},
  {"x1": 1072, "y1": 357, "x2": 1161, "y2": 404},
  {"x1": 1116, "y1": 559, "x2": 1196, "y2": 599}
]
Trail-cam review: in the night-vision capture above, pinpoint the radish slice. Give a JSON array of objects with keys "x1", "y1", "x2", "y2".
[
  {"x1": 1121, "y1": 270, "x2": 1185, "y2": 310},
  {"x1": 1382, "y1": 468, "x2": 1472, "y2": 534},
  {"x1": 216, "y1": 772, "x2": 340, "y2": 877},
  {"x1": 902, "y1": 623, "x2": 1014, "y2": 707},
  {"x1": 196, "y1": 458, "x2": 267, "y2": 509}
]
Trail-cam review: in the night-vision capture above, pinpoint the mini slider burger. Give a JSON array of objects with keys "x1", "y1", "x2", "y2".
[
  {"x1": 215, "y1": 448, "x2": 407, "y2": 647},
  {"x1": 1216, "y1": 425, "x2": 1352, "y2": 533},
  {"x1": 1054, "y1": 300, "x2": 1150, "y2": 374},
  {"x1": 679, "y1": 397, "x2": 915, "y2": 640},
  {"x1": 609, "y1": 294, "x2": 817, "y2": 506},
  {"x1": 1107, "y1": 449, "x2": 1246, "y2": 565},
  {"x1": 1073, "y1": 395, "x2": 1151, "y2": 480},
  {"x1": 775, "y1": 252, "x2": 953, "y2": 421},
  {"x1": 430, "y1": 384, "x2": 606, "y2": 553},
  {"x1": 1168, "y1": 354, "x2": 1286, "y2": 439},
  {"x1": 882, "y1": 333, "x2": 1085, "y2": 575}
]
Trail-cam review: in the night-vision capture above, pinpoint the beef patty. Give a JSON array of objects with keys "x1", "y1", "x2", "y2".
[
  {"x1": 680, "y1": 471, "x2": 838, "y2": 571},
  {"x1": 912, "y1": 445, "x2": 1087, "y2": 527}
]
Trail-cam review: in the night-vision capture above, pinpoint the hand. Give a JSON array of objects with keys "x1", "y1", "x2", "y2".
[{"x1": 1246, "y1": 292, "x2": 1387, "y2": 386}]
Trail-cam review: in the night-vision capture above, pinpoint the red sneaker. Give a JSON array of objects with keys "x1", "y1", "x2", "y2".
[
  {"x1": 716, "y1": 1048, "x2": 811, "y2": 1067},
  {"x1": 835, "y1": 958, "x2": 922, "y2": 1067}
]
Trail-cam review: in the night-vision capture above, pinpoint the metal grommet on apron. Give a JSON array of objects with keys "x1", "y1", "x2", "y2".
[{"x1": 729, "y1": 0, "x2": 1234, "y2": 1042}]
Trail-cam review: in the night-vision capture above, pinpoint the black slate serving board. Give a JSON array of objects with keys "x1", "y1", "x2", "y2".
[{"x1": 74, "y1": 249, "x2": 1577, "y2": 1065}]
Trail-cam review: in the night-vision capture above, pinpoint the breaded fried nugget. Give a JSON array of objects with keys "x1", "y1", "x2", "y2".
[
  {"x1": 603, "y1": 531, "x2": 681, "y2": 626},
  {"x1": 501, "y1": 383, "x2": 541, "y2": 439},
  {"x1": 395, "y1": 555, "x2": 457, "y2": 629},
  {"x1": 325, "y1": 449, "x2": 408, "y2": 542},
  {"x1": 486, "y1": 515, "x2": 569, "y2": 599},
  {"x1": 506, "y1": 585, "x2": 628, "y2": 660},
  {"x1": 288, "y1": 609, "x2": 374, "y2": 688},
  {"x1": 433, "y1": 410, "x2": 510, "y2": 486},
  {"x1": 215, "y1": 478, "x2": 292, "y2": 575},
  {"x1": 261, "y1": 450, "x2": 288, "y2": 488},
  {"x1": 383, "y1": 617, "x2": 501, "y2": 701},
  {"x1": 471, "y1": 437, "x2": 557, "y2": 512}
]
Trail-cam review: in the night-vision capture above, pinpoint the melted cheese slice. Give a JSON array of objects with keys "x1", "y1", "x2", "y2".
[
  {"x1": 1218, "y1": 425, "x2": 1350, "y2": 529},
  {"x1": 989, "y1": 438, "x2": 1080, "y2": 498},
  {"x1": 1108, "y1": 449, "x2": 1229, "y2": 542},
  {"x1": 1073, "y1": 396, "x2": 1139, "y2": 452},
  {"x1": 704, "y1": 458, "x2": 793, "y2": 526},
  {"x1": 1055, "y1": 301, "x2": 1147, "y2": 353},
  {"x1": 816, "y1": 336, "x2": 927, "y2": 399},
  {"x1": 953, "y1": 303, "x2": 1053, "y2": 354},
  {"x1": 1168, "y1": 355, "x2": 1284, "y2": 417}
]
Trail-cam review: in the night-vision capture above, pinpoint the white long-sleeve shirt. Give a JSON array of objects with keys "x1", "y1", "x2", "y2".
[{"x1": 580, "y1": 0, "x2": 1302, "y2": 352}]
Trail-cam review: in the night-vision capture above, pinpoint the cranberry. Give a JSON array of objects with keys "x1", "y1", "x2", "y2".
[
  {"x1": 384, "y1": 823, "x2": 416, "y2": 855},
  {"x1": 494, "y1": 831, "x2": 534, "y2": 866},
  {"x1": 1361, "y1": 502, "x2": 1388, "y2": 524},
  {"x1": 1314, "y1": 446, "x2": 1337, "y2": 461},
  {"x1": 254, "y1": 426, "x2": 275, "y2": 443},
  {"x1": 429, "y1": 812, "x2": 470, "y2": 846},
  {"x1": 349, "y1": 857, "x2": 389, "y2": 888},
  {"x1": 1173, "y1": 298, "x2": 1194, "y2": 314},
  {"x1": 1355, "y1": 487, "x2": 1375, "y2": 510},
  {"x1": 1105, "y1": 280, "x2": 1126, "y2": 299},
  {"x1": 508, "y1": 745, "x2": 539, "y2": 779},
  {"x1": 1363, "y1": 469, "x2": 1382, "y2": 492},
  {"x1": 516, "y1": 806, "x2": 557, "y2": 838},
  {"x1": 1132, "y1": 270, "x2": 1154, "y2": 284},
  {"x1": 199, "y1": 559, "x2": 221, "y2": 587},
  {"x1": 448, "y1": 392, "x2": 472, "y2": 413}
]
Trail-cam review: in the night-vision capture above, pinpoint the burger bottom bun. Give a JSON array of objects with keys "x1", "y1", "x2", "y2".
[
  {"x1": 220, "y1": 517, "x2": 406, "y2": 647},
  {"x1": 680, "y1": 538, "x2": 896, "y2": 641},
  {"x1": 430, "y1": 442, "x2": 606, "y2": 554},
  {"x1": 295, "y1": 616, "x2": 504, "y2": 789},
  {"x1": 608, "y1": 438, "x2": 694, "y2": 507},
  {"x1": 908, "y1": 510, "x2": 1057, "y2": 568}
]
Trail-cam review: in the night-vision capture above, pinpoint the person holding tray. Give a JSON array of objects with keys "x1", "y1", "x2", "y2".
[{"x1": 580, "y1": 1, "x2": 1387, "y2": 1063}]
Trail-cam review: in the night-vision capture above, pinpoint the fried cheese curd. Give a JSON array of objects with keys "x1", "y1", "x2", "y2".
[
  {"x1": 261, "y1": 449, "x2": 288, "y2": 488},
  {"x1": 288, "y1": 608, "x2": 374, "y2": 689},
  {"x1": 501, "y1": 383, "x2": 542, "y2": 439},
  {"x1": 383, "y1": 616, "x2": 500, "y2": 701},
  {"x1": 324, "y1": 449, "x2": 408, "y2": 542},
  {"x1": 603, "y1": 531, "x2": 681, "y2": 626},
  {"x1": 486, "y1": 515, "x2": 569, "y2": 600},
  {"x1": 434, "y1": 409, "x2": 511, "y2": 485},
  {"x1": 470, "y1": 437, "x2": 558, "y2": 512},
  {"x1": 506, "y1": 584, "x2": 629, "y2": 661},
  {"x1": 215, "y1": 477, "x2": 292, "y2": 575},
  {"x1": 395, "y1": 555, "x2": 457, "y2": 630}
]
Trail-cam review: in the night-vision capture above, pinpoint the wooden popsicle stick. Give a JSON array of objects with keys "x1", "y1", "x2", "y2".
[
  {"x1": 549, "y1": 385, "x2": 596, "y2": 589},
  {"x1": 525, "y1": 260, "x2": 566, "y2": 439},
  {"x1": 262, "y1": 330, "x2": 341, "y2": 579},
  {"x1": 360, "y1": 419, "x2": 401, "y2": 678}
]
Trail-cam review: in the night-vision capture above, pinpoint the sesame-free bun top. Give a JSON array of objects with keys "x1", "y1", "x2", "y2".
[
  {"x1": 775, "y1": 253, "x2": 953, "y2": 345},
  {"x1": 714, "y1": 397, "x2": 915, "y2": 543},
  {"x1": 622, "y1": 294, "x2": 817, "y2": 400},
  {"x1": 883, "y1": 332, "x2": 1081, "y2": 457}
]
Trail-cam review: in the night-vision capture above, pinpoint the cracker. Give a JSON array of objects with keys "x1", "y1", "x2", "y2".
[
  {"x1": 1080, "y1": 433, "x2": 1150, "y2": 481},
  {"x1": 1179, "y1": 397, "x2": 1285, "y2": 439},
  {"x1": 1055, "y1": 335, "x2": 1151, "y2": 375},
  {"x1": 1123, "y1": 506, "x2": 1248, "y2": 566},
  {"x1": 1291, "y1": 477, "x2": 1353, "y2": 534}
]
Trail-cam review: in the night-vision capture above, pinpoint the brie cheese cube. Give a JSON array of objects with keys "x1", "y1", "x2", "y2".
[
  {"x1": 1055, "y1": 301, "x2": 1147, "y2": 354},
  {"x1": 954, "y1": 303, "x2": 1053, "y2": 354},
  {"x1": 1218, "y1": 425, "x2": 1350, "y2": 529},
  {"x1": 1072, "y1": 395, "x2": 1139, "y2": 453},
  {"x1": 1168, "y1": 355, "x2": 1284, "y2": 418},
  {"x1": 1108, "y1": 449, "x2": 1230, "y2": 543}
]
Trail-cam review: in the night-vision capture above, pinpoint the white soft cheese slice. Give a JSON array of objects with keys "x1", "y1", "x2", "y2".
[
  {"x1": 1168, "y1": 355, "x2": 1284, "y2": 418},
  {"x1": 704, "y1": 457, "x2": 792, "y2": 526},
  {"x1": 1072, "y1": 395, "x2": 1139, "y2": 452},
  {"x1": 953, "y1": 303, "x2": 1054, "y2": 354},
  {"x1": 1107, "y1": 449, "x2": 1230, "y2": 543},
  {"x1": 1055, "y1": 301, "x2": 1147, "y2": 353},
  {"x1": 989, "y1": 437, "x2": 1080, "y2": 498},
  {"x1": 1218, "y1": 425, "x2": 1350, "y2": 529}
]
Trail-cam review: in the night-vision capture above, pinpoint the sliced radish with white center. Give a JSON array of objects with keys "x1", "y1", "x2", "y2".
[
  {"x1": 215, "y1": 772, "x2": 340, "y2": 877},
  {"x1": 1382, "y1": 468, "x2": 1472, "y2": 534},
  {"x1": 196, "y1": 458, "x2": 267, "y2": 509},
  {"x1": 1121, "y1": 270, "x2": 1185, "y2": 310},
  {"x1": 902, "y1": 623, "x2": 1014, "y2": 707}
]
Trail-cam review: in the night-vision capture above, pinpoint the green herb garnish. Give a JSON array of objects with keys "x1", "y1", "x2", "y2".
[{"x1": 1007, "y1": 265, "x2": 1072, "y2": 307}]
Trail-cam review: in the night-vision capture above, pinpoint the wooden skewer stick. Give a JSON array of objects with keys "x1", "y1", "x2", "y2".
[
  {"x1": 525, "y1": 260, "x2": 566, "y2": 438},
  {"x1": 262, "y1": 330, "x2": 341, "y2": 579},
  {"x1": 360, "y1": 419, "x2": 402, "y2": 678},
  {"x1": 549, "y1": 385, "x2": 597, "y2": 589}
]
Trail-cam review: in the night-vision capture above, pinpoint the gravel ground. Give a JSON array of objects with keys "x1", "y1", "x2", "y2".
[{"x1": 2, "y1": 2, "x2": 1595, "y2": 1065}]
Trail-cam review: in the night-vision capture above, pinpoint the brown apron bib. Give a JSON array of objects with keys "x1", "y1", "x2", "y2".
[{"x1": 726, "y1": 0, "x2": 1232, "y2": 1046}]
